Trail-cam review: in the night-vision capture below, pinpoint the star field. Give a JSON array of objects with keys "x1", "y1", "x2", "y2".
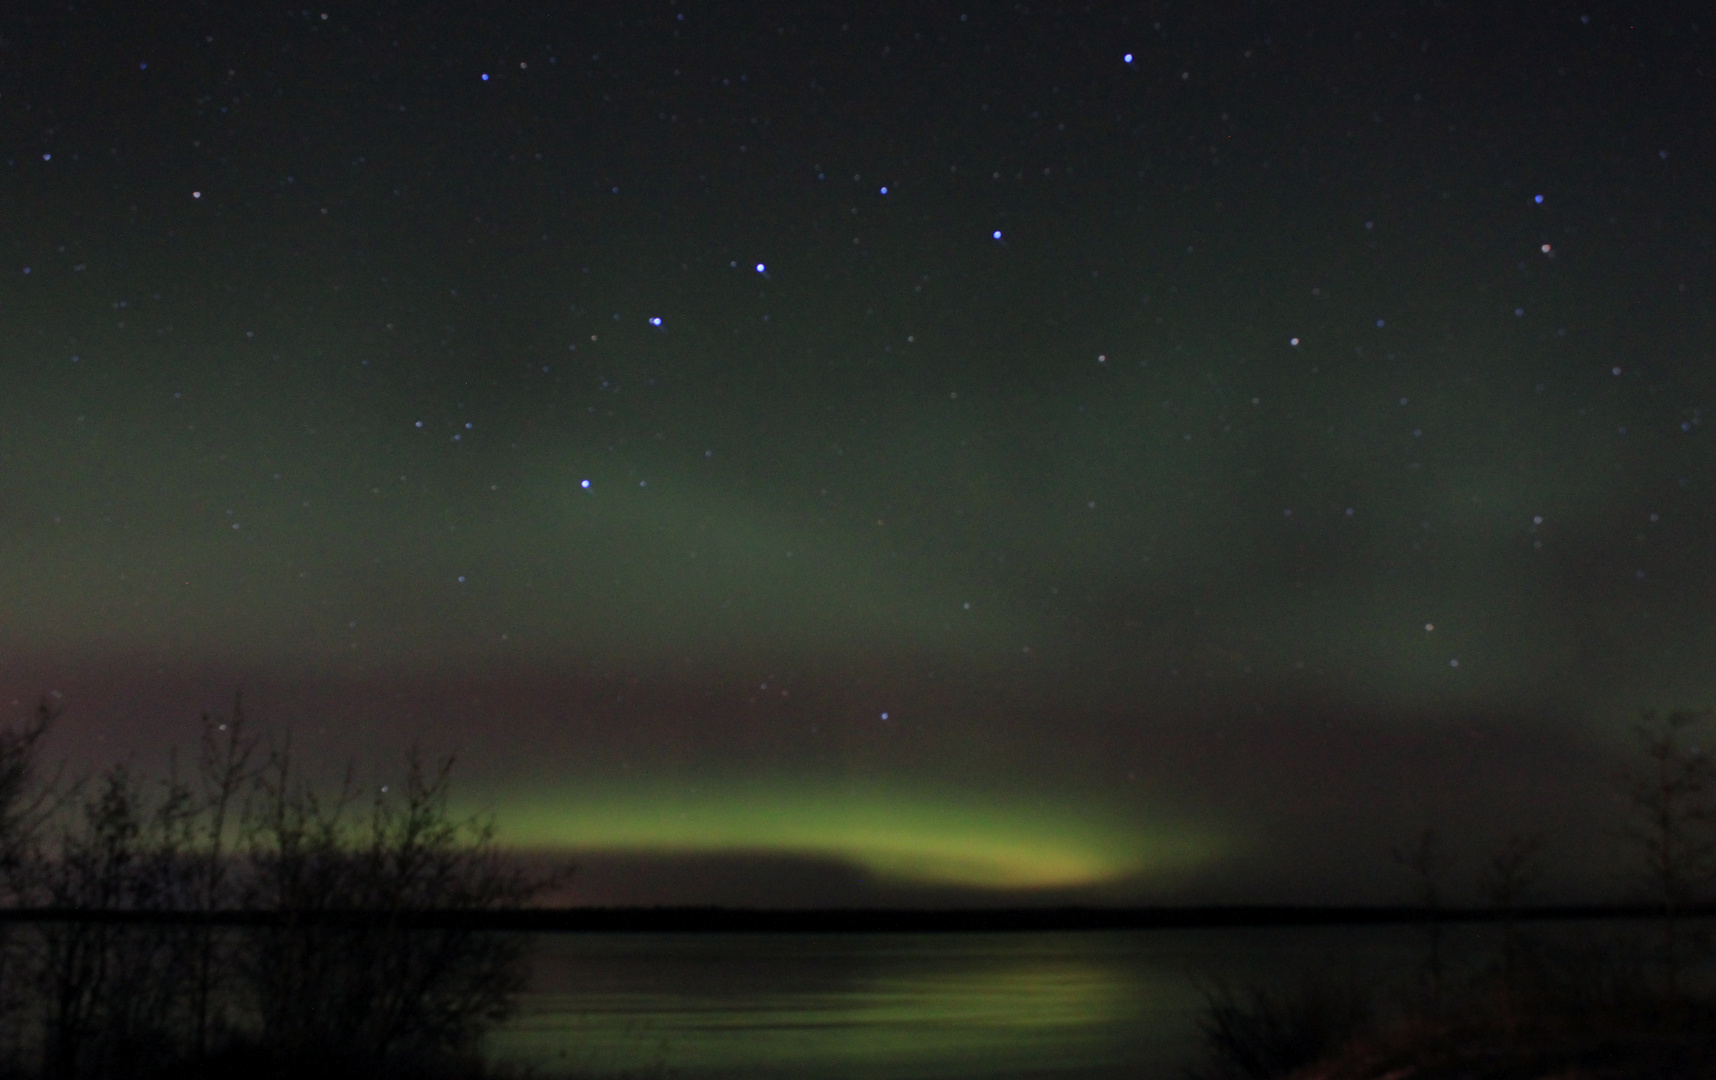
[{"x1": 1, "y1": 0, "x2": 1713, "y2": 904}]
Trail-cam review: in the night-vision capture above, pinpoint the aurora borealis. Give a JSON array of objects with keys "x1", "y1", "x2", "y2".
[
  {"x1": 498, "y1": 779, "x2": 1202, "y2": 890},
  {"x1": 2, "y1": 2, "x2": 1713, "y2": 905}
]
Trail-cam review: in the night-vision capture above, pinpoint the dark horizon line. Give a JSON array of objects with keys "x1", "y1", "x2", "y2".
[{"x1": 0, "y1": 902, "x2": 1705, "y2": 933}]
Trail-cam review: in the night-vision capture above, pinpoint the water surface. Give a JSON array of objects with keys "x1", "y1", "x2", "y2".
[{"x1": 494, "y1": 925, "x2": 1429, "y2": 1079}]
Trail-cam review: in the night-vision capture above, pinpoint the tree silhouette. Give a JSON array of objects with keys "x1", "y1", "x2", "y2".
[
  {"x1": 1620, "y1": 707, "x2": 1716, "y2": 998},
  {"x1": 0, "y1": 693, "x2": 551, "y2": 1078},
  {"x1": 1391, "y1": 828, "x2": 1448, "y2": 1013},
  {"x1": 240, "y1": 744, "x2": 547, "y2": 1066},
  {"x1": 1480, "y1": 831, "x2": 1547, "y2": 1029}
]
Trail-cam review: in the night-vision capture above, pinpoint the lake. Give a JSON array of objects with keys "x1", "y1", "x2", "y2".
[{"x1": 492, "y1": 924, "x2": 1436, "y2": 1079}]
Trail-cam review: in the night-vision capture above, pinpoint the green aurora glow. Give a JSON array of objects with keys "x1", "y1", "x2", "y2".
[{"x1": 487, "y1": 781, "x2": 1215, "y2": 890}]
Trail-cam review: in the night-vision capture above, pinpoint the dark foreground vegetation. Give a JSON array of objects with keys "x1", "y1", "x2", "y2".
[
  {"x1": 1187, "y1": 924, "x2": 1716, "y2": 1079},
  {"x1": 0, "y1": 695, "x2": 555, "y2": 1080},
  {"x1": 1188, "y1": 707, "x2": 1716, "y2": 1080}
]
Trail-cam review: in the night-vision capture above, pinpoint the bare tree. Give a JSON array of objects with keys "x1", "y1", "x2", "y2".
[
  {"x1": 37, "y1": 764, "x2": 202, "y2": 1079},
  {"x1": 0, "y1": 693, "x2": 550, "y2": 1076},
  {"x1": 0, "y1": 696, "x2": 59, "y2": 900},
  {"x1": 0, "y1": 696, "x2": 59, "y2": 1069},
  {"x1": 239, "y1": 743, "x2": 550, "y2": 1066},
  {"x1": 238, "y1": 737, "x2": 364, "y2": 1060},
  {"x1": 188, "y1": 694, "x2": 258, "y2": 1060},
  {"x1": 1620, "y1": 707, "x2": 1716, "y2": 999},
  {"x1": 1481, "y1": 832, "x2": 1547, "y2": 1029},
  {"x1": 354, "y1": 750, "x2": 542, "y2": 1060},
  {"x1": 1391, "y1": 829, "x2": 1449, "y2": 1013}
]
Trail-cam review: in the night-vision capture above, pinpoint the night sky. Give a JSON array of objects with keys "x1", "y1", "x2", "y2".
[{"x1": 3, "y1": 1, "x2": 1713, "y2": 906}]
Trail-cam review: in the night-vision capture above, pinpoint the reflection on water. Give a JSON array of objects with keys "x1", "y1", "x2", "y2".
[
  {"x1": 493, "y1": 927, "x2": 1424, "y2": 1079},
  {"x1": 491, "y1": 919, "x2": 1716, "y2": 1078}
]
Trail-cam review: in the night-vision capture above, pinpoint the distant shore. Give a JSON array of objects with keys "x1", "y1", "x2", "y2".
[{"x1": 0, "y1": 902, "x2": 1708, "y2": 932}]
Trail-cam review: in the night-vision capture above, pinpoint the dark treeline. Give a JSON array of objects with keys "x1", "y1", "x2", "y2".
[
  {"x1": 1188, "y1": 707, "x2": 1716, "y2": 1080},
  {"x1": 14, "y1": 902, "x2": 1663, "y2": 935},
  {"x1": 0, "y1": 694, "x2": 555, "y2": 1080}
]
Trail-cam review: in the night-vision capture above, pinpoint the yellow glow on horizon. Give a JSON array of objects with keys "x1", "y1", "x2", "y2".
[{"x1": 480, "y1": 781, "x2": 1219, "y2": 890}]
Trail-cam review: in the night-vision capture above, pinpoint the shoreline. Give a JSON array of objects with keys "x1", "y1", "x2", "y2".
[{"x1": 0, "y1": 902, "x2": 1708, "y2": 932}]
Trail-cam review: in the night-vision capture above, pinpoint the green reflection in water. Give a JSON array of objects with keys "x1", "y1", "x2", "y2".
[{"x1": 495, "y1": 933, "x2": 1165, "y2": 1079}]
